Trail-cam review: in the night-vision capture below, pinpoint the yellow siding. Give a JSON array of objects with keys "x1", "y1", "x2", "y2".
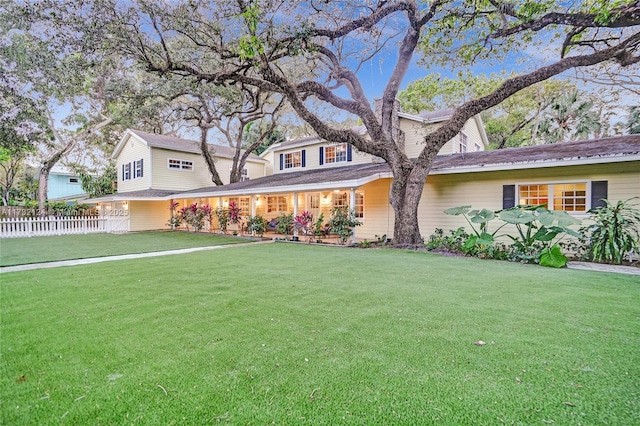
[
  {"x1": 400, "y1": 117, "x2": 485, "y2": 158},
  {"x1": 356, "y1": 179, "x2": 394, "y2": 240},
  {"x1": 129, "y1": 200, "x2": 170, "y2": 231},
  {"x1": 418, "y1": 161, "x2": 640, "y2": 238},
  {"x1": 151, "y1": 148, "x2": 215, "y2": 190},
  {"x1": 117, "y1": 135, "x2": 151, "y2": 192},
  {"x1": 262, "y1": 151, "x2": 275, "y2": 176}
]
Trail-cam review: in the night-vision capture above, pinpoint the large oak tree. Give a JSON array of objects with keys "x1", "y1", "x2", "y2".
[{"x1": 29, "y1": 0, "x2": 640, "y2": 244}]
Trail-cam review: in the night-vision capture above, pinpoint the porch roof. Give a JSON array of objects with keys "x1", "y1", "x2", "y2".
[
  {"x1": 89, "y1": 189, "x2": 180, "y2": 203},
  {"x1": 178, "y1": 162, "x2": 393, "y2": 198}
]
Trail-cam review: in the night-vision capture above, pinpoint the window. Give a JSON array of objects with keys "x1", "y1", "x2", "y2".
[
  {"x1": 518, "y1": 182, "x2": 587, "y2": 212},
  {"x1": 333, "y1": 192, "x2": 348, "y2": 208},
  {"x1": 284, "y1": 151, "x2": 302, "y2": 169},
  {"x1": 229, "y1": 197, "x2": 250, "y2": 212},
  {"x1": 168, "y1": 158, "x2": 194, "y2": 171},
  {"x1": 267, "y1": 196, "x2": 288, "y2": 213},
  {"x1": 122, "y1": 163, "x2": 131, "y2": 180},
  {"x1": 475, "y1": 142, "x2": 482, "y2": 152},
  {"x1": 553, "y1": 183, "x2": 587, "y2": 212},
  {"x1": 325, "y1": 144, "x2": 348, "y2": 163},
  {"x1": 134, "y1": 159, "x2": 144, "y2": 178},
  {"x1": 458, "y1": 132, "x2": 468, "y2": 153},
  {"x1": 68, "y1": 177, "x2": 79, "y2": 184},
  {"x1": 355, "y1": 192, "x2": 364, "y2": 218},
  {"x1": 309, "y1": 195, "x2": 320, "y2": 209},
  {"x1": 240, "y1": 168, "x2": 249, "y2": 181}
]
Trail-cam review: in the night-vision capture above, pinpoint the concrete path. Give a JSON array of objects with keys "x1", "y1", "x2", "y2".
[
  {"x1": 566, "y1": 261, "x2": 640, "y2": 276},
  {"x1": 0, "y1": 240, "x2": 274, "y2": 274}
]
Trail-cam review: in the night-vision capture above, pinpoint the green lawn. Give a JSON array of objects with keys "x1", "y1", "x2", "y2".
[
  {"x1": 2, "y1": 243, "x2": 639, "y2": 425},
  {"x1": 0, "y1": 231, "x2": 251, "y2": 267}
]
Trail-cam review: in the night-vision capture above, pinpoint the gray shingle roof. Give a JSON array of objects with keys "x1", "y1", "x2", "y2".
[{"x1": 129, "y1": 129, "x2": 265, "y2": 162}]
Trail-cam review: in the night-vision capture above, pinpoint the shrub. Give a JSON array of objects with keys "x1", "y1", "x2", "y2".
[
  {"x1": 276, "y1": 213, "x2": 294, "y2": 237},
  {"x1": 329, "y1": 206, "x2": 362, "y2": 244},
  {"x1": 583, "y1": 198, "x2": 640, "y2": 264},
  {"x1": 246, "y1": 215, "x2": 267, "y2": 236}
]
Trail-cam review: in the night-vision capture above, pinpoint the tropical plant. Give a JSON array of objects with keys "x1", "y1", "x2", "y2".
[
  {"x1": 276, "y1": 213, "x2": 294, "y2": 238},
  {"x1": 167, "y1": 200, "x2": 182, "y2": 230},
  {"x1": 293, "y1": 210, "x2": 315, "y2": 242},
  {"x1": 314, "y1": 213, "x2": 325, "y2": 237},
  {"x1": 246, "y1": 215, "x2": 267, "y2": 237},
  {"x1": 329, "y1": 206, "x2": 362, "y2": 244},
  {"x1": 498, "y1": 205, "x2": 581, "y2": 267},
  {"x1": 443, "y1": 206, "x2": 506, "y2": 255},
  {"x1": 228, "y1": 201, "x2": 242, "y2": 224},
  {"x1": 583, "y1": 198, "x2": 640, "y2": 264},
  {"x1": 538, "y1": 90, "x2": 601, "y2": 143},
  {"x1": 178, "y1": 203, "x2": 212, "y2": 232},
  {"x1": 213, "y1": 207, "x2": 229, "y2": 234}
]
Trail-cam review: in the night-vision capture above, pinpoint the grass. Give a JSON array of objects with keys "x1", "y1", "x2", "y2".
[
  {"x1": 1, "y1": 243, "x2": 639, "y2": 425},
  {"x1": 0, "y1": 231, "x2": 251, "y2": 267}
]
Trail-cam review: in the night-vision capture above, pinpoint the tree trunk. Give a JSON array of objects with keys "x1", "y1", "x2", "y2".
[
  {"x1": 389, "y1": 164, "x2": 430, "y2": 247},
  {"x1": 37, "y1": 164, "x2": 51, "y2": 212},
  {"x1": 199, "y1": 127, "x2": 224, "y2": 186}
]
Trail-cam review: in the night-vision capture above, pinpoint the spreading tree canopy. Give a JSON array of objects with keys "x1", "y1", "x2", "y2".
[{"x1": 22, "y1": 0, "x2": 640, "y2": 244}]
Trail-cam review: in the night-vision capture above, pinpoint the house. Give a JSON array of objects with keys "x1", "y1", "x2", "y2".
[
  {"x1": 41, "y1": 164, "x2": 87, "y2": 201},
  {"x1": 90, "y1": 112, "x2": 640, "y2": 241}
]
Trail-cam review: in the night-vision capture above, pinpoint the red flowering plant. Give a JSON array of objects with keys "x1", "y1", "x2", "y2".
[
  {"x1": 294, "y1": 210, "x2": 315, "y2": 242},
  {"x1": 178, "y1": 203, "x2": 212, "y2": 232},
  {"x1": 228, "y1": 201, "x2": 242, "y2": 224}
]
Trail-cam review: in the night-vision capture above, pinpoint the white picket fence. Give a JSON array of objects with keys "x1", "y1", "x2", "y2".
[{"x1": 0, "y1": 215, "x2": 130, "y2": 238}]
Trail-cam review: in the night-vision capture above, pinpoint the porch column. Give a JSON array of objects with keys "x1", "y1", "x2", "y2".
[
  {"x1": 293, "y1": 192, "x2": 299, "y2": 239},
  {"x1": 251, "y1": 195, "x2": 256, "y2": 217},
  {"x1": 350, "y1": 187, "x2": 356, "y2": 244}
]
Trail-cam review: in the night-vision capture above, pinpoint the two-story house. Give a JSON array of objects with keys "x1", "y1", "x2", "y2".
[{"x1": 91, "y1": 111, "x2": 640, "y2": 240}]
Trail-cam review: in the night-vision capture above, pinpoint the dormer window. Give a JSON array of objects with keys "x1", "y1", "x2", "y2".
[
  {"x1": 279, "y1": 150, "x2": 306, "y2": 171},
  {"x1": 458, "y1": 132, "x2": 468, "y2": 153}
]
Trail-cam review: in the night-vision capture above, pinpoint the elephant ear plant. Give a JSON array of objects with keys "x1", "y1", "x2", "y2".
[
  {"x1": 443, "y1": 206, "x2": 506, "y2": 255},
  {"x1": 498, "y1": 205, "x2": 581, "y2": 268}
]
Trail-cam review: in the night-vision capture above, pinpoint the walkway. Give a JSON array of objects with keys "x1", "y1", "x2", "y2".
[{"x1": 0, "y1": 240, "x2": 274, "y2": 274}]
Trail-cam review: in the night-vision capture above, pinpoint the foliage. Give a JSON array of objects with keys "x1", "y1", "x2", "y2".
[
  {"x1": 214, "y1": 207, "x2": 229, "y2": 233},
  {"x1": 628, "y1": 106, "x2": 640, "y2": 134},
  {"x1": 178, "y1": 203, "x2": 212, "y2": 232},
  {"x1": 443, "y1": 204, "x2": 581, "y2": 267},
  {"x1": 228, "y1": 201, "x2": 242, "y2": 225},
  {"x1": 538, "y1": 89, "x2": 602, "y2": 143},
  {"x1": 583, "y1": 198, "x2": 640, "y2": 264},
  {"x1": 167, "y1": 200, "x2": 182, "y2": 230},
  {"x1": 246, "y1": 215, "x2": 267, "y2": 236},
  {"x1": 275, "y1": 213, "x2": 294, "y2": 237},
  {"x1": 293, "y1": 210, "x2": 315, "y2": 242},
  {"x1": 69, "y1": 162, "x2": 117, "y2": 198},
  {"x1": 329, "y1": 206, "x2": 362, "y2": 244},
  {"x1": 314, "y1": 213, "x2": 325, "y2": 237}
]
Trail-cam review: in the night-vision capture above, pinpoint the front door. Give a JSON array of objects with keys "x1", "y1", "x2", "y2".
[{"x1": 307, "y1": 193, "x2": 321, "y2": 222}]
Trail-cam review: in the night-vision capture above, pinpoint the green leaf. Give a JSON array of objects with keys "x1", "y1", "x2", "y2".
[
  {"x1": 444, "y1": 205, "x2": 472, "y2": 216},
  {"x1": 470, "y1": 208, "x2": 496, "y2": 224},
  {"x1": 499, "y1": 208, "x2": 536, "y2": 224},
  {"x1": 539, "y1": 245, "x2": 568, "y2": 268},
  {"x1": 477, "y1": 232, "x2": 494, "y2": 246}
]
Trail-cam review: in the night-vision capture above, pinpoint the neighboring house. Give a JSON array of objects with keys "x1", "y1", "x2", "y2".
[
  {"x1": 90, "y1": 111, "x2": 640, "y2": 240},
  {"x1": 41, "y1": 165, "x2": 86, "y2": 201}
]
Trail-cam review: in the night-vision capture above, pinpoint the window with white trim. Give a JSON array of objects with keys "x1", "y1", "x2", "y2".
[
  {"x1": 355, "y1": 192, "x2": 364, "y2": 218},
  {"x1": 458, "y1": 132, "x2": 468, "y2": 153},
  {"x1": 240, "y1": 168, "x2": 249, "y2": 181},
  {"x1": 309, "y1": 195, "x2": 320, "y2": 209},
  {"x1": 229, "y1": 196, "x2": 250, "y2": 212},
  {"x1": 267, "y1": 196, "x2": 288, "y2": 213},
  {"x1": 123, "y1": 163, "x2": 131, "y2": 180},
  {"x1": 284, "y1": 151, "x2": 302, "y2": 169},
  {"x1": 134, "y1": 159, "x2": 143, "y2": 178},
  {"x1": 325, "y1": 144, "x2": 348, "y2": 163},
  {"x1": 518, "y1": 182, "x2": 587, "y2": 212},
  {"x1": 332, "y1": 192, "x2": 348, "y2": 208},
  {"x1": 168, "y1": 158, "x2": 194, "y2": 171}
]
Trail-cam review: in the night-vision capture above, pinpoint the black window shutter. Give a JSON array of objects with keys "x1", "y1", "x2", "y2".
[
  {"x1": 503, "y1": 185, "x2": 516, "y2": 209},
  {"x1": 301, "y1": 150, "x2": 306, "y2": 167},
  {"x1": 319, "y1": 147, "x2": 324, "y2": 165},
  {"x1": 140, "y1": 159, "x2": 144, "y2": 177},
  {"x1": 279, "y1": 154, "x2": 284, "y2": 171},
  {"x1": 591, "y1": 181, "x2": 608, "y2": 209},
  {"x1": 122, "y1": 164, "x2": 125, "y2": 180},
  {"x1": 347, "y1": 144, "x2": 352, "y2": 162}
]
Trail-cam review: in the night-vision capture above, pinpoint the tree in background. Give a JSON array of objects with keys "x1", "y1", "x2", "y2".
[
  {"x1": 538, "y1": 89, "x2": 602, "y2": 143},
  {"x1": 19, "y1": 1, "x2": 640, "y2": 245},
  {"x1": 628, "y1": 106, "x2": 640, "y2": 134}
]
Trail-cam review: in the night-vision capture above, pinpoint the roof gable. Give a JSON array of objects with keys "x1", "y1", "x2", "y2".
[{"x1": 112, "y1": 129, "x2": 266, "y2": 162}]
